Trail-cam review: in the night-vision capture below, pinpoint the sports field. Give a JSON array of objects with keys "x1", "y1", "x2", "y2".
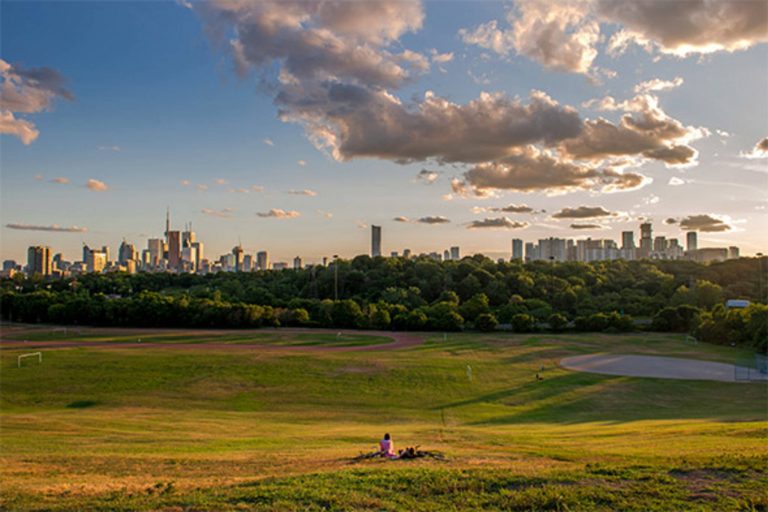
[{"x1": 1, "y1": 326, "x2": 766, "y2": 511}]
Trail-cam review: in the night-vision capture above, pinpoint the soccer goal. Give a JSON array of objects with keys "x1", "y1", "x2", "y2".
[{"x1": 18, "y1": 352, "x2": 42, "y2": 368}]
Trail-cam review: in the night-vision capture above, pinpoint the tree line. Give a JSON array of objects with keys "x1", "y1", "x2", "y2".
[{"x1": 1, "y1": 255, "x2": 766, "y2": 351}]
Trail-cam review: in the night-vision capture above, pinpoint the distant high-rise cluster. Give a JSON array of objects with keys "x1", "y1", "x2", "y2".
[{"x1": 513, "y1": 221, "x2": 738, "y2": 264}]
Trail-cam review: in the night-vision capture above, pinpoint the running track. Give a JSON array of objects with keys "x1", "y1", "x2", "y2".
[{"x1": 0, "y1": 327, "x2": 424, "y2": 353}]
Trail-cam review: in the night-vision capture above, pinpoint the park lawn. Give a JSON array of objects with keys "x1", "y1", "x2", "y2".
[{"x1": 0, "y1": 330, "x2": 766, "y2": 511}]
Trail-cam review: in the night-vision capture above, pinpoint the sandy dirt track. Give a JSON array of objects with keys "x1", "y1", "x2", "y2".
[
  {"x1": 561, "y1": 353, "x2": 767, "y2": 383},
  {"x1": 0, "y1": 327, "x2": 424, "y2": 353}
]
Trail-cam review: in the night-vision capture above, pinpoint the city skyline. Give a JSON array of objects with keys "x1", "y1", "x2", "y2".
[
  {"x1": 2, "y1": 1, "x2": 767, "y2": 263},
  {"x1": 6, "y1": 216, "x2": 744, "y2": 278}
]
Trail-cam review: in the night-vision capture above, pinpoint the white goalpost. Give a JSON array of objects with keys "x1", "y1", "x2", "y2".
[{"x1": 18, "y1": 352, "x2": 42, "y2": 368}]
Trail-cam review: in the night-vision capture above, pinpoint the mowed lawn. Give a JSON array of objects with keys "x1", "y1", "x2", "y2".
[{"x1": 1, "y1": 330, "x2": 766, "y2": 511}]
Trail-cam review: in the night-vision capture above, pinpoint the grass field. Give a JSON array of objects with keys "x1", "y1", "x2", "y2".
[{"x1": 1, "y1": 328, "x2": 766, "y2": 511}]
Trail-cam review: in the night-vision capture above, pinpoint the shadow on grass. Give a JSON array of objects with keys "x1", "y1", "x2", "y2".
[
  {"x1": 435, "y1": 371, "x2": 766, "y2": 425},
  {"x1": 66, "y1": 400, "x2": 100, "y2": 408}
]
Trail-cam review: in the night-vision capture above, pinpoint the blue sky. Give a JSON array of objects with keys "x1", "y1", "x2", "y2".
[{"x1": 1, "y1": 0, "x2": 767, "y2": 263}]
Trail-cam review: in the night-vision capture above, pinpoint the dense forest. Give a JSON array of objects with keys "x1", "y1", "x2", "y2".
[{"x1": 1, "y1": 256, "x2": 766, "y2": 351}]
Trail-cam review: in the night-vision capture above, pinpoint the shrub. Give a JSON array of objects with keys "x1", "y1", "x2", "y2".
[{"x1": 475, "y1": 313, "x2": 498, "y2": 332}]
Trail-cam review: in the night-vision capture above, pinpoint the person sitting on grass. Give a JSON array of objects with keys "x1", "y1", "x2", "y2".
[{"x1": 379, "y1": 433, "x2": 396, "y2": 458}]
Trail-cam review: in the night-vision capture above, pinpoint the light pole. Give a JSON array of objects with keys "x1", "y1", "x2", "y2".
[{"x1": 333, "y1": 254, "x2": 339, "y2": 301}]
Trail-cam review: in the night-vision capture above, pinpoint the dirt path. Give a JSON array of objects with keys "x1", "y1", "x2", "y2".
[
  {"x1": 0, "y1": 327, "x2": 424, "y2": 353},
  {"x1": 561, "y1": 353, "x2": 767, "y2": 383}
]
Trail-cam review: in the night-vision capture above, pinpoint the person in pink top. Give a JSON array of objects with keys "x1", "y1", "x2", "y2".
[{"x1": 379, "y1": 433, "x2": 396, "y2": 458}]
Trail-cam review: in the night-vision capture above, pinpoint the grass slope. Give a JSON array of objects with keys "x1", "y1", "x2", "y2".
[{"x1": 1, "y1": 330, "x2": 766, "y2": 510}]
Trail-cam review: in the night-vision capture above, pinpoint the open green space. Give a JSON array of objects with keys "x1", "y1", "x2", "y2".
[{"x1": 1, "y1": 330, "x2": 766, "y2": 510}]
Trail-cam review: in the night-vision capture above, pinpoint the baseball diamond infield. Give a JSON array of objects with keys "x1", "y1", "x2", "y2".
[{"x1": 561, "y1": 354, "x2": 768, "y2": 383}]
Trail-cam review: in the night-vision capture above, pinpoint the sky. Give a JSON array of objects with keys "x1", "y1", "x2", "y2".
[{"x1": 1, "y1": 0, "x2": 767, "y2": 264}]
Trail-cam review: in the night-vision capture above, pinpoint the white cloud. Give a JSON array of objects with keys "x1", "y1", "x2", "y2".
[
  {"x1": 5, "y1": 223, "x2": 87, "y2": 233},
  {"x1": 467, "y1": 217, "x2": 529, "y2": 229},
  {"x1": 201, "y1": 208, "x2": 235, "y2": 219},
  {"x1": 287, "y1": 189, "x2": 318, "y2": 196},
  {"x1": 633, "y1": 77, "x2": 683, "y2": 94},
  {"x1": 263, "y1": 138, "x2": 274, "y2": 146},
  {"x1": 50, "y1": 177, "x2": 70, "y2": 184},
  {"x1": 0, "y1": 59, "x2": 73, "y2": 144},
  {"x1": 668, "y1": 176, "x2": 686, "y2": 186},
  {"x1": 86, "y1": 179, "x2": 108, "y2": 192},
  {"x1": 740, "y1": 137, "x2": 768, "y2": 159},
  {"x1": 257, "y1": 208, "x2": 301, "y2": 218}
]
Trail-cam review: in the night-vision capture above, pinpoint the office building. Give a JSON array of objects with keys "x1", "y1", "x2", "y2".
[
  {"x1": 191, "y1": 241, "x2": 204, "y2": 270},
  {"x1": 687, "y1": 231, "x2": 698, "y2": 252},
  {"x1": 293, "y1": 256, "x2": 303, "y2": 269},
  {"x1": 232, "y1": 246, "x2": 244, "y2": 272},
  {"x1": 27, "y1": 246, "x2": 52, "y2": 276},
  {"x1": 450, "y1": 246, "x2": 460, "y2": 261},
  {"x1": 512, "y1": 239, "x2": 523, "y2": 260},
  {"x1": 653, "y1": 236, "x2": 667, "y2": 253},
  {"x1": 167, "y1": 231, "x2": 181, "y2": 270},
  {"x1": 539, "y1": 237, "x2": 567, "y2": 262},
  {"x1": 524, "y1": 242, "x2": 537, "y2": 262},
  {"x1": 403, "y1": 249, "x2": 411, "y2": 259},
  {"x1": 621, "y1": 231, "x2": 635, "y2": 250},
  {"x1": 256, "y1": 251, "x2": 269, "y2": 271},
  {"x1": 181, "y1": 245, "x2": 198, "y2": 273},
  {"x1": 639, "y1": 223, "x2": 653, "y2": 258},
  {"x1": 118, "y1": 240, "x2": 137, "y2": 264},
  {"x1": 729, "y1": 246, "x2": 740, "y2": 259},
  {"x1": 371, "y1": 225, "x2": 382, "y2": 257},
  {"x1": 243, "y1": 254, "x2": 253, "y2": 272},
  {"x1": 147, "y1": 238, "x2": 164, "y2": 269},
  {"x1": 390, "y1": 251, "x2": 399, "y2": 258},
  {"x1": 84, "y1": 247, "x2": 107, "y2": 273}
]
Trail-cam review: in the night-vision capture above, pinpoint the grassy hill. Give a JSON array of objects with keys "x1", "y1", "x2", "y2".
[{"x1": 1, "y1": 329, "x2": 766, "y2": 510}]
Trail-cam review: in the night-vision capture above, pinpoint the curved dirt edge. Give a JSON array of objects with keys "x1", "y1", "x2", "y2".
[{"x1": 0, "y1": 327, "x2": 423, "y2": 353}]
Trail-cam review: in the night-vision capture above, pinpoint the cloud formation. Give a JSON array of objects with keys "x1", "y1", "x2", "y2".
[
  {"x1": 86, "y1": 179, "x2": 108, "y2": 192},
  {"x1": 50, "y1": 177, "x2": 70, "y2": 184},
  {"x1": 634, "y1": 77, "x2": 684, "y2": 94},
  {"x1": 599, "y1": 0, "x2": 768, "y2": 57},
  {"x1": 418, "y1": 216, "x2": 450, "y2": 224},
  {"x1": 562, "y1": 93, "x2": 706, "y2": 167},
  {"x1": 460, "y1": 0, "x2": 600, "y2": 75},
  {"x1": 459, "y1": 147, "x2": 647, "y2": 195},
  {"x1": 467, "y1": 217, "x2": 529, "y2": 229},
  {"x1": 201, "y1": 208, "x2": 235, "y2": 219},
  {"x1": 257, "y1": 208, "x2": 301, "y2": 219},
  {"x1": 393, "y1": 216, "x2": 410, "y2": 222},
  {"x1": 741, "y1": 137, "x2": 768, "y2": 159},
  {"x1": 0, "y1": 59, "x2": 73, "y2": 144},
  {"x1": 486, "y1": 204, "x2": 535, "y2": 213},
  {"x1": 679, "y1": 214, "x2": 731, "y2": 232},
  {"x1": 460, "y1": 1, "x2": 768, "y2": 75},
  {"x1": 415, "y1": 169, "x2": 440, "y2": 184},
  {"x1": 287, "y1": 189, "x2": 318, "y2": 196},
  {"x1": 195, "y1": 1, "x2": 706, "y2": 199},
  {"x1": 668, "y1": 176, "x2": 686, "y2": 186},
  {"x1": 552, "y1": 206, "x2": 614, "y2": 219},
  {"x1": 570, "y1": 223, "x2": 603, "y2": 230},
  {"x1": 6, "y1": 223, "x2": 87, "y2": 233}
]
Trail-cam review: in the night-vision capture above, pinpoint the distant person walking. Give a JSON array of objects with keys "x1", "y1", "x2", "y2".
[{"x1": 379, "y1": 433, "x2": 396, "y2": 458}]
